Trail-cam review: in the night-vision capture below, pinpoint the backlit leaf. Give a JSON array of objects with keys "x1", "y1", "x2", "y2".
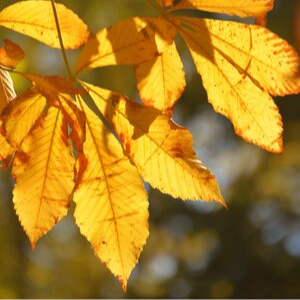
[
  {"x1": 0, "y1": 119, "x2": 13, "y2": 162},
  {"x1": 13, "y1": 107, "x2": 75, "y2": 248},
  {"x1": 169, "y1": 0, "x2": 275, "y2": 17},
  {"x1": 56, "y1": 94, "x2": 86, "y2": 152},
  {"x1": 135, "y1": 42, "x2": 186, "y2": 112},
  {"x1": 177, "y1": 17, "x2": 300, "y2": 96},
  {"x1": 74, "y1": 97, "x2": 149, "y2": 291},
  {"x1": 0, "y1": 1, "x2": 90, "y2": 49},
  {"x1": 82, "y1": 82, "x2": 224, "y2": 205},
  {"x1": 3, "y1": 88, "x2": 47, "y2": 148},
  {"x1": 177, "y1": 17, "x2": 284, "y2": 152},
  {"x1": 25, "y1": 74, "x2": 85, "y2": 98},
  {"x1": 76, "y1": 17, "x2": 176, "y2": 73}
]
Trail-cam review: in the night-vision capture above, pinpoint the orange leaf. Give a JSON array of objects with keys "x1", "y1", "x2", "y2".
[{"x1": 0, "y1": 39, "x2": 25, "y2": 69}]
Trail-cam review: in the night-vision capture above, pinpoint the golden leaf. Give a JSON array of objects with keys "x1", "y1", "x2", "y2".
[
  {"x1": 56, "y1": 94, "x2": 86, "y2": 152},
  {"x1": 76, "y1": 17, "x2": 176, "y2": 73},
  {"x1": 0, "y1": 39, "x2": 25, "y2": 69},
  {"x1": 74, "y1": 96, "x2": 149, "y2": 291},
  {"x1": 0, "y1": 1, "x2": 90, "y2": 49},
  {"x1": 0, "y1": 68, "x2": 16, "y2": 113},
  {"x1": 3, "y1": 88, "x2": 47, "y2": 148},
  {"x1": 82, "y1": 82, "x2": 224, "y2": 205},
  {"x1": 0, "y1": 119, "x2": 13, "y2": 162},
  {"x1": 177, "y1": 17, "x2": 284, "y2": 153},
  {"x1": 177, "y1": 17, "x2": 300, "y2": 96},
  {"x1": 25, "y1": 74, "x2": 85, "y2": 98},
  {"x1": 170, "y1": 0, "x2": 275, "y2": 17},
  {"x1": 135, "y1": 42, "x2": 186, "y2": 112},
  {"x1": 13, "y1": 107, "x2": 75, "y2": 248}
]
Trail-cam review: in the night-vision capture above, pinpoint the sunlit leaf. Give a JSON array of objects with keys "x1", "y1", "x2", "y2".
[
  {"x1": 3, "y1": 88, "x2": 47, "y2": 148},
  {"x1": 177, "y1": 17, "x2": 300, "y2": 96},
  {"x1": 76, "y1": 17, "x2": 176, "y2": 73},
  {"x1": 25, "y1": 74, "x2": 85, "y2": 98},
  {"x1": 0, "y1": 1, "x2": 90, "y2": 49},
  {"x1": 0, "y1": 119, "x2": 13, "y2": 162},
  {"x1": 177, "y1": 17, "x2": 284, "y2": 153},
  {"x1": 13, "y1": 107, "x2": 75, "y2": 248},
  {"x1": 74, "y1": 96, "x2": 149, "y2": 291},
  {"x1": 82, "y1": 82, "x2": 224, "y2": 205},
  {"x1": 57, "y1": 94, "x2": 86, "y2": 152},
  {"x1": 135, "y1": 42, "x2": 186, "y2": 112}
]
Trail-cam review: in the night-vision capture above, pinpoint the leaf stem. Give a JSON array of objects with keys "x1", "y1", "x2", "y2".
[
  {"x1": 144, "y1": 0, "x2": 164, "y2": 14},
  {"x1": 51, "y1": 0, "x2": 73, "y2": 79},
  {"x1": 0, "y1": 65, "x2": 24, "y2": 76}
]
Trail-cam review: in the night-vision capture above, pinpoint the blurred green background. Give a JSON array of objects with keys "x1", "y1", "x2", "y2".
[{"x1": 1, "y1": 0, "x2": 300, "y2": 298}]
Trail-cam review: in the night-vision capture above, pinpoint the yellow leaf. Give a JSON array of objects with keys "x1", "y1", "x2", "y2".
[
  {"x1": 82, "y1": 82, "x2": 224, "y2": 205},
  {"x1": 177, "y1": 17, "x2": 300, "y2": 96},
  {"x1": 0, "y1": 1, "x2": 90, "y2": 49},
  {"x1": 13, "y1": 107, "x2": 75, "y2": 248},
  {"x1": 177, "y1": 17, "x2": 283, "y2": 153},
  {"x1": 17, "y1": 75, "x2": 86, "y2": 151},
  {"x1": 0, "y1": 39, "x2": 25, "y2": 69},
  {"x1": 57, "y1": 94, "x2": 86, "y2": 152},
  {"x1": 3, "y1": 88, "x2": 47, "y2": 148},
  {"x1": 76, "y1": 17, "x2": 176, "y2": 73},
  {"x1": 135, "y1": 42, "x2": 186, "y2": 112},
  {"x1": 0, "y1": 119, "x2": 13, "y2": 162},
  {"x1": 170, "y1": 0, "x2": 275, "y2": 17},
  {"x1": 74, "y1": 96, "x2": 149, "y2": 291},
  {"x1": 0, "y1": 68, "x2": 16, "y2": 113}
]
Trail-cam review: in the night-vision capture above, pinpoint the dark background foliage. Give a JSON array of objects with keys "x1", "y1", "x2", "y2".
[{"x1": 0, "y1": 0, "x2": 300, "y2": 298}]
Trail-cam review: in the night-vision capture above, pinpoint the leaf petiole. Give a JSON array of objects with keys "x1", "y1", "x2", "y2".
[
  {"x1": 144, "y1": 0, "x2": 164, "y2": 14},
  {"x1": 50, "y1": 0, "x2": 73, "y2": 80}
]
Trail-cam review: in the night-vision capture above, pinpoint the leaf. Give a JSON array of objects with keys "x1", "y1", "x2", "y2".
[
  {"x1": 25, "y1": 74, "x2": 86, "y2": 97},
  {"x1": 74, "y1": 96, "x2": 149, "y2": 291},
  {"x1": 135, "y1": 42, "x2": 186, "y2": 112},
  {"x1": 82, "y1": 82, "x2": 224, "y2": 205},
  {"x1": 0, "y1": 68, "x2": 16, "y2": 113},
  {"x1": 0, "y1": 39, "x2": 25, "y2": 69},
  {"x1": 169, "y1": 0, "x2": 275, "y2": 18},
  {"x1": 0, "y1": 1, "x2": 90, "y2": 49},
  {"x1": 0, "y1": 119, "x2": 13, "y2": 162},
  {"x1": 3, "y1": 88, "x2": 47, "y2": 148},
  {"x1": 177, "y1": 17, "x2": 300, "y2": 96},
  {"x1": 56, "y1": 94, "x2": 86, "y2": 152},
  {"x1": 177, "y1": 17, "x2": 284, "y2": 153},
  {"x1": 76, "y1": 17, "x2": 176, "y2": 73},
  {"x1": 13, "y1": 107, "x2": 75, "y2": 248}
]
